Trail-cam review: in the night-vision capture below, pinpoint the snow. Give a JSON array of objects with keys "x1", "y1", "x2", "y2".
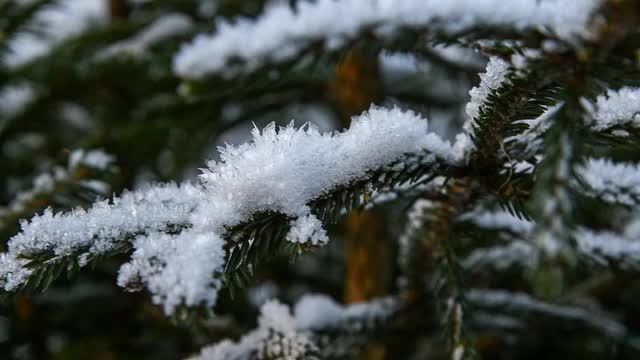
[
  {"x1": 459, "y1": 209, "x2": 534, "y2": 234},
  {"x1": 463, "y1": 241, "x2": 535, "y2": 272},
  {"x1": 506, "y1": 104, "x2": 562, "y2": 158},
  {"x1": 2, "y1": 182, "x2": 202, "y2": 292},
  {"x1": 590, "y1": 87, "x2": 640, "y2": 131},
  {"x1": 97, "y1": 13, "x2": 194, "y2": 60},
  {"x1": 193, "y1": 106, "x2": 455, "y2": 238},
  {"x1": 174, "y1": 0, "x2": 601, "y2": 78},
  {"x1": 0, "y1": 107, "x2": 452, "y2": 315},
  {"x1": 189, "y1": 295, "x2": 394, "y2": 360},
  {"x1": 189, "y1": 299, "x2": 314, "y2": 360},
  {"x1": 68, "y1": 149, "x2": 114, "y2": 170},
  {"x1": 0, "y1": 83, "x2": 36, "y2": 120},
  {"x1": 286, "y1": 214, "x2": 329, "y2": 246},
  {"x1": 576, "y1": 158, "x2": 640, "y2": 206},
  {"x1": 575, "y1": 220, "x2": 640, "y2": 270},
  {"x1": 293, "y1": 294, "x2": 395, "y2": 330},
  {"x1": 0, "y1": 149, "x2": 115, "y2": 229},
  {"x1": 465, "y1": 57, "x2": 511, "y2": 124},
  {"x1": 117, "y1": 230, "x2": 225, "y2": 314},
  {"x1": 397, "y1": 199, "x2": 436, "y2": 287},
  {"x1": 3, "y1": 0, "x2": 108, "y2": 68}
]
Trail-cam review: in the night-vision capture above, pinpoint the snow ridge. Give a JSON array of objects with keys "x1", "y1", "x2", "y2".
[{"x1": 174, "y1": 0, "x2": 601, "y2": 79}]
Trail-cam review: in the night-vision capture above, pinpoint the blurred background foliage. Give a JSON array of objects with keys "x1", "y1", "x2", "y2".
[
  {"x1": 6, "y1": 1, "x2": 638, "y2": 360},
  {"x1": 0, "y1": 1, "x2": 477, "y2": 358}
]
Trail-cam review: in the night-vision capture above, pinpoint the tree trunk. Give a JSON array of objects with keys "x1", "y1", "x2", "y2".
[{"x1": 330, "y1": 47, "x2": 388, "y2": 360}]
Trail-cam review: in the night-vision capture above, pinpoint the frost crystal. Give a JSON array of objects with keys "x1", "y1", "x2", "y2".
[
  {"x1": 193, "y1": 106, "x2": 454, "y2": 237},
  {"x1": 3, "y1": 182, "x2": 202, "y2": 298},
  {"x1": 118, "y1": 230, "x2": 225, "y2": 314},
  {"x1": 465, "y1": 57, "x2": 511, "y2": 124},
  {"x1": 590, "y1": 87, "x2": 640, "y2": 131},
  {"x1": 174, "y1": 0, "x2": 600, "y2": 78}
]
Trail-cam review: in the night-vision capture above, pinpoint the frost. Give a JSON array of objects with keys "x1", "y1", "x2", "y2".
[
  {"x1": 0, "y1": 254, "x2": 32, "y2": 291},
  {"x1": 506, "y1": 104, "x2": 563, "y2": 158},
  {"x1": 0, "y1": 107, "x2": 451, "y2": 315},
  {"x1": 590, "y1": 87, "x2": 640, "y2": 132},
  {"x1": 286, "y1": 214, "x2": 328, "y2": 246},
  {"x1": 189, "y1": 300, "x2": 315, "y2": 360},
  {"x1": 5, "y1": 182, "x2": 202, "y2": 286},
  {"x1": 193, "y1": 106, "x2": 455, "y2": 238},
  {"x1": 3, "y1": 0, "x2": 108, "y2": 68},
  {"x1": 397, "y1": 199, "x2": 436, "y2": 287},
  {"x1": 174, "y1": 0, "x2": 600, "y2": 78},
  {"x1": 0, "y1": 149, "x2": 115, "y2": 228},
  {"x1": 465, "y1": 57, "x2": 511, "y2": 124},
  {"x1": 576, "y1": 159, "x2": 640, "y2": 206},
  {"x1": 98, "y1": 14, "x2": 194, "y2": 60}
]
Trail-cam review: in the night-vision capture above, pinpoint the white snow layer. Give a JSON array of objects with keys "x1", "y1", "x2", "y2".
[
  {"x1": 0, "y1": 149, "x2": 115, "y2": 227},
  {"x1": 192, "y1": 106, "x2": 455, "y2": 240},
  {"x1": 3, "y1": 0, "x2": 108, "y2": 68},
  {"x1": 174, "y1": 0, "x2": 601, "y2": 78},
  {"x1": 590, "y1": 87, "x2": 640, "y2": 131},
  {"x1": 0, "y1": 107, "x2": 453, "y2": 314},
  {"x1": 189, "y1": 295, "x2": 395, "y2": 360},
  {"x1": 577, "y1": 159, "x2": 640, "y2": 206},
  {"x1": 461, "y1": 208, "x2": 640, "y2": 271},
  {"x1": 0, "y1": 83, "x2": 36, "y2": 120},
  {"x1": 465, "y1": 57, "x2": 511, "y2": 124}
]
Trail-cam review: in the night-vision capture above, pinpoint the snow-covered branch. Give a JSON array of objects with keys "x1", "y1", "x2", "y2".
[
  {"x1": 467, "y1": 289, "x2": 635, "y2": 343},
  {"x1": 575, "y1": 220, "x2": 640, "y2": 271},
  {"x1": 588, "y1": 87, "x2": 640, "y2": 133},
  {"x1": 174, "y1": 0, "x2": 601, "y2": 79},
  {"x1": 460, "y1": 209, "x2": 640, "y2": 273},
  {"x1": 0, "y1": 107, "x2": 455, "y2": 315},
  {"x1": 189, "y1": 295, "x2": 396, "y2": 360},
  {"x1": 576, "y1": 158, "x2": 640, "y2": 206},
  {"x1": 0, "y1": 149, "x2": 116, "y2": 229},
  {"x1": 2, "y1": 0, "x2": 108, "y2": 68}
]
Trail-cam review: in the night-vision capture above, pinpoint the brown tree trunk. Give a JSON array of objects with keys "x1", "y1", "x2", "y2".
[
  {"x1": 109, "y1": 0, "x2": 130, "y2": 20},
  {"x1": 330, "y1": 47, "x2": 388, "y2": 360}
]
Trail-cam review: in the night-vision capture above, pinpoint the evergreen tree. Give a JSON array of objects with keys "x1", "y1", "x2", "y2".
[{"x1": 2, "y1": 0, "x2": 640, "y2": 359}]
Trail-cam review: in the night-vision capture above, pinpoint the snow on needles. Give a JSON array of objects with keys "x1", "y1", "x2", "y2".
[
  {"x1": 174, "y1": 0, "x2": 601, "y2": 78},
  {"x1": 189, "y1": 295, "x2": 395, "y2": 360},
  {"x1": 589, "y1": 87, "x2": 640, "y2": 132},
  {"x1": 577, "y1": 159, "x2": 640, "y2": 206},
  {"x1": 3, "y1": 0, "x2": 108, "y2": 68},
  {"x1": 192, "y1": 106, "x2": 455, "y2": 245},
  {"x1": 0, "y1": 107, "x2": 453, "y2": 315}
]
